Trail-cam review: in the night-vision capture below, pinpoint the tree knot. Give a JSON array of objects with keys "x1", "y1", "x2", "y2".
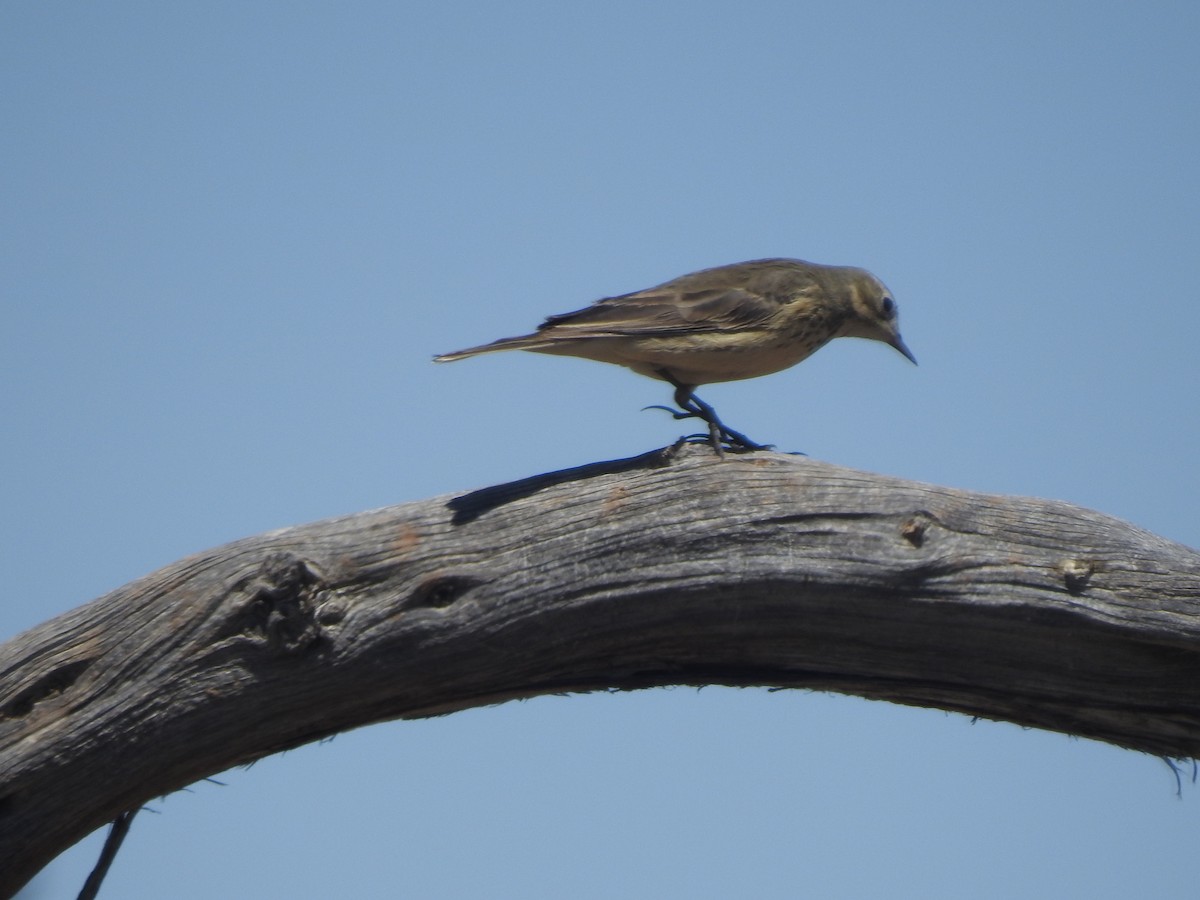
[
  {"x1": 228, "y1": 552, "x2": 327, "y2": 656},
  {"x1": 1058, "y1": 557, "x2": 1097, "y2": 595}
]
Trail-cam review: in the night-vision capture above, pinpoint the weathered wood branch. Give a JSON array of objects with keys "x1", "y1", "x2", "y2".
[{"x1": 2, "y1": 446, "x2": 1199, "y2": 895}]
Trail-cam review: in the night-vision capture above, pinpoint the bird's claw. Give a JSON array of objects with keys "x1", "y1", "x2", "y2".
[
  {"x1": 642, "y1": 404, "x2": 700, "y2": 422},
  {"x1": 671, "y1": 430, "x2": 773, "y2": 454},
  {"x1": 716, "y1": 429, "x2": 774, "y2": 452}
]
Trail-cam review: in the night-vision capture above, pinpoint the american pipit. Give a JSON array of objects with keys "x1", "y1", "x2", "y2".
[{"x1": 435, "y1": 258, "x2": 915, "y2": 451}]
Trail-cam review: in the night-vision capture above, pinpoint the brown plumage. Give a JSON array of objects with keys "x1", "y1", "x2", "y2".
[{"x1": 435, "y1": 258, "x2": 915, "y2": 451}]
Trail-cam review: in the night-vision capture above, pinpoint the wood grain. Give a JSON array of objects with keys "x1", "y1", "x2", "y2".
[{"x1": 2, "y1": 445, "x2": 1198, "y2": 895}]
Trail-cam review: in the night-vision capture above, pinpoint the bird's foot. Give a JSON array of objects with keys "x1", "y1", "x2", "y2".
[
  {"x1": 714, "y1": 424, "x2": 774, "y2": 452},
  {"x1": 643, "y1": 404, "x2": 772, "y2": 455},
  {"x1": 671, "y1": 429, "x2": 774, "y2": 458}
]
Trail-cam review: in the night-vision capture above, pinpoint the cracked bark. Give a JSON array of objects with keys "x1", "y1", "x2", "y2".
[{"x1": 1, "y1": 445, "x2": 1199, "y2": 895}]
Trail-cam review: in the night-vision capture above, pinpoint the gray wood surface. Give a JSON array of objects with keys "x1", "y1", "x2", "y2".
[{"x1": 2, "y1": 444, "x2": 1198, "y2": 894}]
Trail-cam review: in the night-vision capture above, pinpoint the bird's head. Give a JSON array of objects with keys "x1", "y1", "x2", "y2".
[{"x1": 839, "y1": 268, "x2": 917, "y2": 365}]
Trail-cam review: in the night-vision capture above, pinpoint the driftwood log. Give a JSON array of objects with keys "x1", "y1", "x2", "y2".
[{"x1": 2, "y1": 445, "x2": 1199, "y2": 895}]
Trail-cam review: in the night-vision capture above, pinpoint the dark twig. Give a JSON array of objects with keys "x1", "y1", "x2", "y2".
[{"x1": 77, "y1": 809, "x2": 138, "y2": 900}]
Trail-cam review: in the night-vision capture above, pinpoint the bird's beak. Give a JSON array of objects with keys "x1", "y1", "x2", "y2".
[{"x1": 889, "y1": 334, "x2": 918, "y2": 365}]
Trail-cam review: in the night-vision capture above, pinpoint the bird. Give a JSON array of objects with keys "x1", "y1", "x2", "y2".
[{"x1": 434, "y1": 257, "x2": 916, "y2": 452}]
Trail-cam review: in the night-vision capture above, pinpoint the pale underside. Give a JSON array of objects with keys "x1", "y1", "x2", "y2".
[{"x1": 524, "y1": 327, "x2": 837, "y2": 386}]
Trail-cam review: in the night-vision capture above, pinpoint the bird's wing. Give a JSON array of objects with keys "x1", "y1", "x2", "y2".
[{"x1": 537, "y1": 287, "x2": 781, "y2": 338}]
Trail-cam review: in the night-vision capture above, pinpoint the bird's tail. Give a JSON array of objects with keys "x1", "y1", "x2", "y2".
[{"x1": 433, "y1": 333, "x2": 555, "y2": 363}]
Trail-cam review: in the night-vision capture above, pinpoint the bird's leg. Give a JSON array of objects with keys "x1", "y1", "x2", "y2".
[
  {"x1": 669, "y1": 384, "x2": 722, "y2": 451},
  {"x1": 679, "y1": 388, "x2": 773, "y2": 451},
  {"x1": 653, "y1": 370, "x2": 773, "y2": 453}
]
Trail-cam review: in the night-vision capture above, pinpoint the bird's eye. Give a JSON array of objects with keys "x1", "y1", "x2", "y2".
[{"x1": 881, "y1": 296, "x2": 895, "y2": 317}]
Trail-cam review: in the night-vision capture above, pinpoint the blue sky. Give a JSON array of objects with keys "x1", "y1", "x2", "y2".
[{"x1": 3, "y1": 3, "x2": 1199, "y2": 897}]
